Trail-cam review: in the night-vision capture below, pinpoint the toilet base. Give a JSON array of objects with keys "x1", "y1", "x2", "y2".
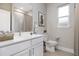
[{"x1": 46, "y1": 46, "x2": 56, "y2": 52}]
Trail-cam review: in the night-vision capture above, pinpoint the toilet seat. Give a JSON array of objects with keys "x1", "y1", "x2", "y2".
[
  {"x1": 46, "y1": 40, "x2": 57, "y2": 44},
  {"x1": 47, "y1": 40, "x2": 57, "y2": 44}
]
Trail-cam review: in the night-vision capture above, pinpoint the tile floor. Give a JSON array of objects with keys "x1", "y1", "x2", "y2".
[{"x1": 43, "y1": 50, "x2": 74, "y2": 56}]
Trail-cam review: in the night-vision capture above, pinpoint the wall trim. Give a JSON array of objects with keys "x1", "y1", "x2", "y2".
[{"x1": 57, "y1": 46, "x2": 74, "y2": 54}]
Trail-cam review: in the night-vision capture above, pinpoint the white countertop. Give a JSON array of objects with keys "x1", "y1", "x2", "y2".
[{"x1": 0, "y1": 32, "x2": 43, "y2": 48}]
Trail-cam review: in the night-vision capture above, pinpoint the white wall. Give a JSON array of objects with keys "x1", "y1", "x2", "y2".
[
  {"x1": 32, "y1": 3, "x2": 47, "y2": 34},
  {"x1": 47, "y1": 3, "x2": 74, "y2": 53}
]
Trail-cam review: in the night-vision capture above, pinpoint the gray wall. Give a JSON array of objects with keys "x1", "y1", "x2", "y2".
[{"x1": 32, "y1": 3, "x2": 47, "y2": 34}]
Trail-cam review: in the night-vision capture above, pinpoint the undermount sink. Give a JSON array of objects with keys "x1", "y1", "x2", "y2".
[{"x1": 0, "y1": 33, "x2": 14, "y2": 42}]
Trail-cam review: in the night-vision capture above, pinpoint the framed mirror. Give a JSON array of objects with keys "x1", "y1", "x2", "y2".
[{"x1": 38, "y1": 11, "x2": 45, "y2": 27}]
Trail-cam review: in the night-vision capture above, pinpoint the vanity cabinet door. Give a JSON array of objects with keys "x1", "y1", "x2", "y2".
[{"x1": 33, "y1": 42, "x2": 43, "y2": 56}]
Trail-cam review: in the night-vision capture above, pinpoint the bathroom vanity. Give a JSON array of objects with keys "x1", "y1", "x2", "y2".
[
  {"x1": 0, "y1": 3, "x2": 45, "y2": 56},
  {"x1": 0, "y1": 32, "x2": 44, "y2": 56}
]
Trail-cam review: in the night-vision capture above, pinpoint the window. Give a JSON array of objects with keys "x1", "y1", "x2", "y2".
[{"x1": 57, "y1": 4, "x2": 70, "y2": 28}]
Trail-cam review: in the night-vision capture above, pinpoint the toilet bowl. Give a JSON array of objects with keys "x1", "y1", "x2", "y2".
[{"x1": 46, "y1": 40, "x2": 58, "y2": 52}]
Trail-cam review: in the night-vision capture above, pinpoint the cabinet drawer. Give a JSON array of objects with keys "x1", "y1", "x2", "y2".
[
  {"x1": 14, "y1": 49, "x2": 29, "y2": 56},
  {"x1": 0, "y1": 40, "x2": 31, "y2": 56},
  {"x1": 32, "y1": 37, "x2": 43, "y2": 45}
]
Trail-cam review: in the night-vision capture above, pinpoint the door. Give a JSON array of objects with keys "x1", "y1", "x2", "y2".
[{"x1": 74, "y1": 3, "x2": 79, "y2": 56}]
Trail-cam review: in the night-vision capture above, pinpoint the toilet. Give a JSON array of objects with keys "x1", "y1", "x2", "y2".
[{"x1": 46, "y1": 40, "x2": 58, "y2": 52}]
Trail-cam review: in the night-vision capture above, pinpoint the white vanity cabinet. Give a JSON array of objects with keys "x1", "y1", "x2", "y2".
[{"x1": 0, "y1": 35, "x2": 44, "y2": 56}]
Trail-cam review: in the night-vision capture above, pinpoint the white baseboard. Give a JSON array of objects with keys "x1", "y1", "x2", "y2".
[{"x1": 57, "y1": 46, "x2": 74, "y2": 54}]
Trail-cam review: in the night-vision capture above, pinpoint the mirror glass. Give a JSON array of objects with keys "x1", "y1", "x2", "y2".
[
  {"x1": 12, "y1": 3, "x2": 33, "y2": 32},
  {"x1": 0, "y1": 3, "x2": 11, "y2": 32}
]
